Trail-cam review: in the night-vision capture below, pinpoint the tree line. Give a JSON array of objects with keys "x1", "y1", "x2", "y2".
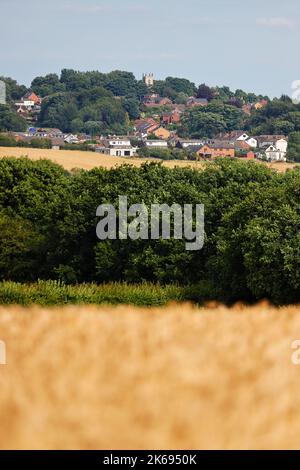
[
  {"x1": 0, "y1": 70, "x2": 269, "y2": 136},
  {"x1": 1, "y1": 156, "x2": 300, "y2": 305},
  {"x1": 2, "y1": 70, "x2": 300, "y2": 160}
]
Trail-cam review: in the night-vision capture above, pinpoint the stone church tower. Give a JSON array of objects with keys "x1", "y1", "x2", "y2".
[{"x1": 143, "y1": 73, "x2": 155, "y2": 87}]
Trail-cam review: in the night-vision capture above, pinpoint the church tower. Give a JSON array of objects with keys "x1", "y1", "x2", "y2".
[{"x1": 143, "y1": 73, "x2": 155, "y2": 87}]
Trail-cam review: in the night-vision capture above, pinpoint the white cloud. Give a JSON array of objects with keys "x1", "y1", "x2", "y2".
[{"x1": 256, "y1": 17, "x2": 296, "y2": 29}]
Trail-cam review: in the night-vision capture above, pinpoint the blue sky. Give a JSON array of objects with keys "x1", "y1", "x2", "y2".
[{"x1": 1, "y1": 0, "x2": 299, "y2": 97}]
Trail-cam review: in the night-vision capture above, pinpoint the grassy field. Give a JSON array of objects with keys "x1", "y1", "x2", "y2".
[
  {"x1": 0, "y1": 281, "x2": 187, "y2": 306},
  {"x1": 0, "y1": 146, "x2": 206, "y2": 171},
  {"x1": 0, "y1": 146, "x2": 297, "y2": 172},
  {"x1": 1, "y1": 302, "x2": 300, "y2": 449}
]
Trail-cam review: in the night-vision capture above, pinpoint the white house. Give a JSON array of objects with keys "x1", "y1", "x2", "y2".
[
  {"x1": 236, "y1": 132, "x2": 250, "y2": 141},
  {"x1": 265, "y1": 145, "x2": 287, "y2": 162},
  {"x1": 95, "y1": 136, "x2": 137, "y2": 157},
  {"x1": 256, "y1": 135, "x2": 286, "y2": 148},
  {"x1": 15, "y1": 100, "x2": 35, "y2": 110},
  {"x1": 232, "y1": 133, "x2": 258, "y2": 147},
  {"x1": 275, "y1": 138, "x2": 288, "y2": 153},
  {"x1": 246, "y1": 137, "x2": 258, "y2": 148},
  {"x1": 96, "y1": 146, "x2": 137, "y2": 157},
  {"x1": 64, "y1": 134, "x2": 79, "y2": 144},
  {"x1": 177, "y1": 139, "x2": 205, "y2": 149},
  {"x1": 108, "y1": 137, "x2": 131, "y2": 147},
  {"x1": 145, "y1": 140, "x2": 168, "y2": 148}
]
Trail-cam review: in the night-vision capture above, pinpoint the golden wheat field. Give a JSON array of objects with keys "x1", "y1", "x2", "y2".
[
  {"x1": 1, "y1": 302, "x2": 300, "y2": 449},
  {"x1": 0, "y1": 146, "x2": 297, "y2": 172},
  {"x1": 0, "y1": 147, "x2": 206, "y2": 171}
]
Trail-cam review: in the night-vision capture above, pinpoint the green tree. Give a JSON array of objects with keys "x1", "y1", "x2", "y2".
[
  {"x1": 0, "y1": 105, "x2": 27, "y2": 132},
  {"x1": 196, "y1": 83, "x2": 214, "y2": 101},
  {"x1": 31, "y1": 74, "x2": 66, "y2": 97}
]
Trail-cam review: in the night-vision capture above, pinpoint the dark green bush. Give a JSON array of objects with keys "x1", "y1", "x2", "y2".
[{"x1": 0, "y1": 156, "x2": 299, "y2": 305}]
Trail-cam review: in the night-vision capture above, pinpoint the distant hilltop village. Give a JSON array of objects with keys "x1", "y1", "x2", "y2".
[{"x1": 0, "y1": 68, "x2": 298, "y2": 163}]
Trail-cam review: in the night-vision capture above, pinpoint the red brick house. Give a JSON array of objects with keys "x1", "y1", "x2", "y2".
[
  {"x1": 22, "y1": 91, "x2": 41, "y2": 105},
  {"x1": 162, "y1": 110, "x2": 181, "y2": 125},
  {"x1": 196, "y1": 142, "x2": 235, "y2": 159},
  {"x1": 143, "y1": 95, "x2": 173, "y2": 108}
]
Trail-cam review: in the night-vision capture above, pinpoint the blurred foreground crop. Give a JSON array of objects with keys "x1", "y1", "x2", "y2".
[{"x1": 0, "y1": 302, "x2": 300, "y2": 449}]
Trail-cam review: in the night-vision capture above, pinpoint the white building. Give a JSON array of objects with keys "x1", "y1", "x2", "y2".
[
  {"x1": 95, "y1": 136, "x2": 137, "y2": 157},
  {"x1": 177, "y1": 139, "x2": 205, "y2": 149},
  {"x1": 236, "y1": 132, "x2": 250, "y2": 141},
  {"x1": 275, "y1": 138, "x2": 288, "y2": 153},
  {"x1": 246, "y1": 137, "x2": 258, "y2": 148},
  {"x1": 96, "y1": 146, "x2": 137, "y2": 157},
  {"x1": 108, "y1": 138, "x2": 131, "y2": 147},
  {"x1": 64, "y1": 134, "x2": 79, "y2": 144},
  {"x1": 145, "y1": 140, "x2": 168, "y2": 148},
  {"x1": 265, "y1": 145, "x2": 287, "y2": 162}
]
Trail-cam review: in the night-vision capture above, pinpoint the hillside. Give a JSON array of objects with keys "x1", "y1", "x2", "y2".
[{"x1": 2, "y1": 70, "x2": 300, "y2": 163}]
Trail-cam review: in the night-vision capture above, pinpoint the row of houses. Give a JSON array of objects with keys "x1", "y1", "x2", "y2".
[
  {"x1": 95, "y1": 131, "x2": 289, "y2": 161},
  {"x1": 130, "y1": 126, "x2": 289, "y2": 162},
  {"x1": 142, "y1": 71, "x2": 269, "y2": 116},
  {"x1": 213, "y1": 131, "x2": 288, "y2": 161},
  {"x1": 134, "y1": 117, "x2": 175, "y2": 140},
  {"x1": 5, "y1": 124, "x2": 289, "y2": 161},
  {"x1": 139, "y1": 131, "x2": 288, "y2": 162},
  {"x1": 142, "y1": 93, "x2": 209, "y2": 109},
  {"x1": 142, "y1": 92, "x2": 268, "y2": 116},
  {"x1": 8, "y1": 128, "x2": 91, "y2": 149}
]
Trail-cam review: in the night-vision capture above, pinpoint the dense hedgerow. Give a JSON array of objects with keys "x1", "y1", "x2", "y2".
[
  {"x1": 0, "y1": 156, "x2": 300, "y2": 305},
  {"x1": 0, "y1": 281, "x2": 186, "y2": 306}
]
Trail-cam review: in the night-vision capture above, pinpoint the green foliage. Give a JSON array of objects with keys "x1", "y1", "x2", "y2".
[
  {"x1": 0, "y1": 213, "x2": 44, "y2": 281},
  {"x1": 0, "y1": 105, "x2": 27, "y2": 132},
  {"x1": 152, "y1": 77, "x2": 196, "y2": 101},
  {"x1": 0, "y1": 134, "x2": 52, "y2": 150},
  {"x1": 181, "y1": 102, "x2": 245, "y2": 138},
  {"x1": 247, "y1": 97, "x2": 300, "y2": 135},
  {"x1": 31, "y1": 74, "x2": 66, "y2": 97},
  {"x1": 39, "y1": 93, "x2": 78, "y2": 132},
  {"x1": 0, "y1": 157, "x2": 300, "y2": 305},
  {"x1": 0, "y1": 69, "x2": 280, "y2": 139},
  {"x1": 30, "y1": 138, "x2": 52, "y2": 149},
  {"x1": 0, "y1": 280, "x2": 186, "y2": 306},
  {"x1": 0, "y1": 76, "x2": 27, "y2": 103},
  {"x1": 0, "y1": 133, "x2": 17, "y2": 146},
  {"x1": 181, "y1": 111, "x2": 226, "y2": 138},
  {"x1": 287, "y1": 132, "x2": 300, "y2": 161},
  {"x1": 165, "y1": 77, "x2": 197, "y2": 96},
  {"x1": 196, "y1": 83, "x2": 214, "y2": 101},
  {"x1": 138, "y1": 147, "x2": 188, "y2": 160},
  {"x1": 5, "y1": 69, "x2": 298, "y2": 143},
  {"x1": 38, "y1": 87, "x2": 130, "y2": 134}
]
